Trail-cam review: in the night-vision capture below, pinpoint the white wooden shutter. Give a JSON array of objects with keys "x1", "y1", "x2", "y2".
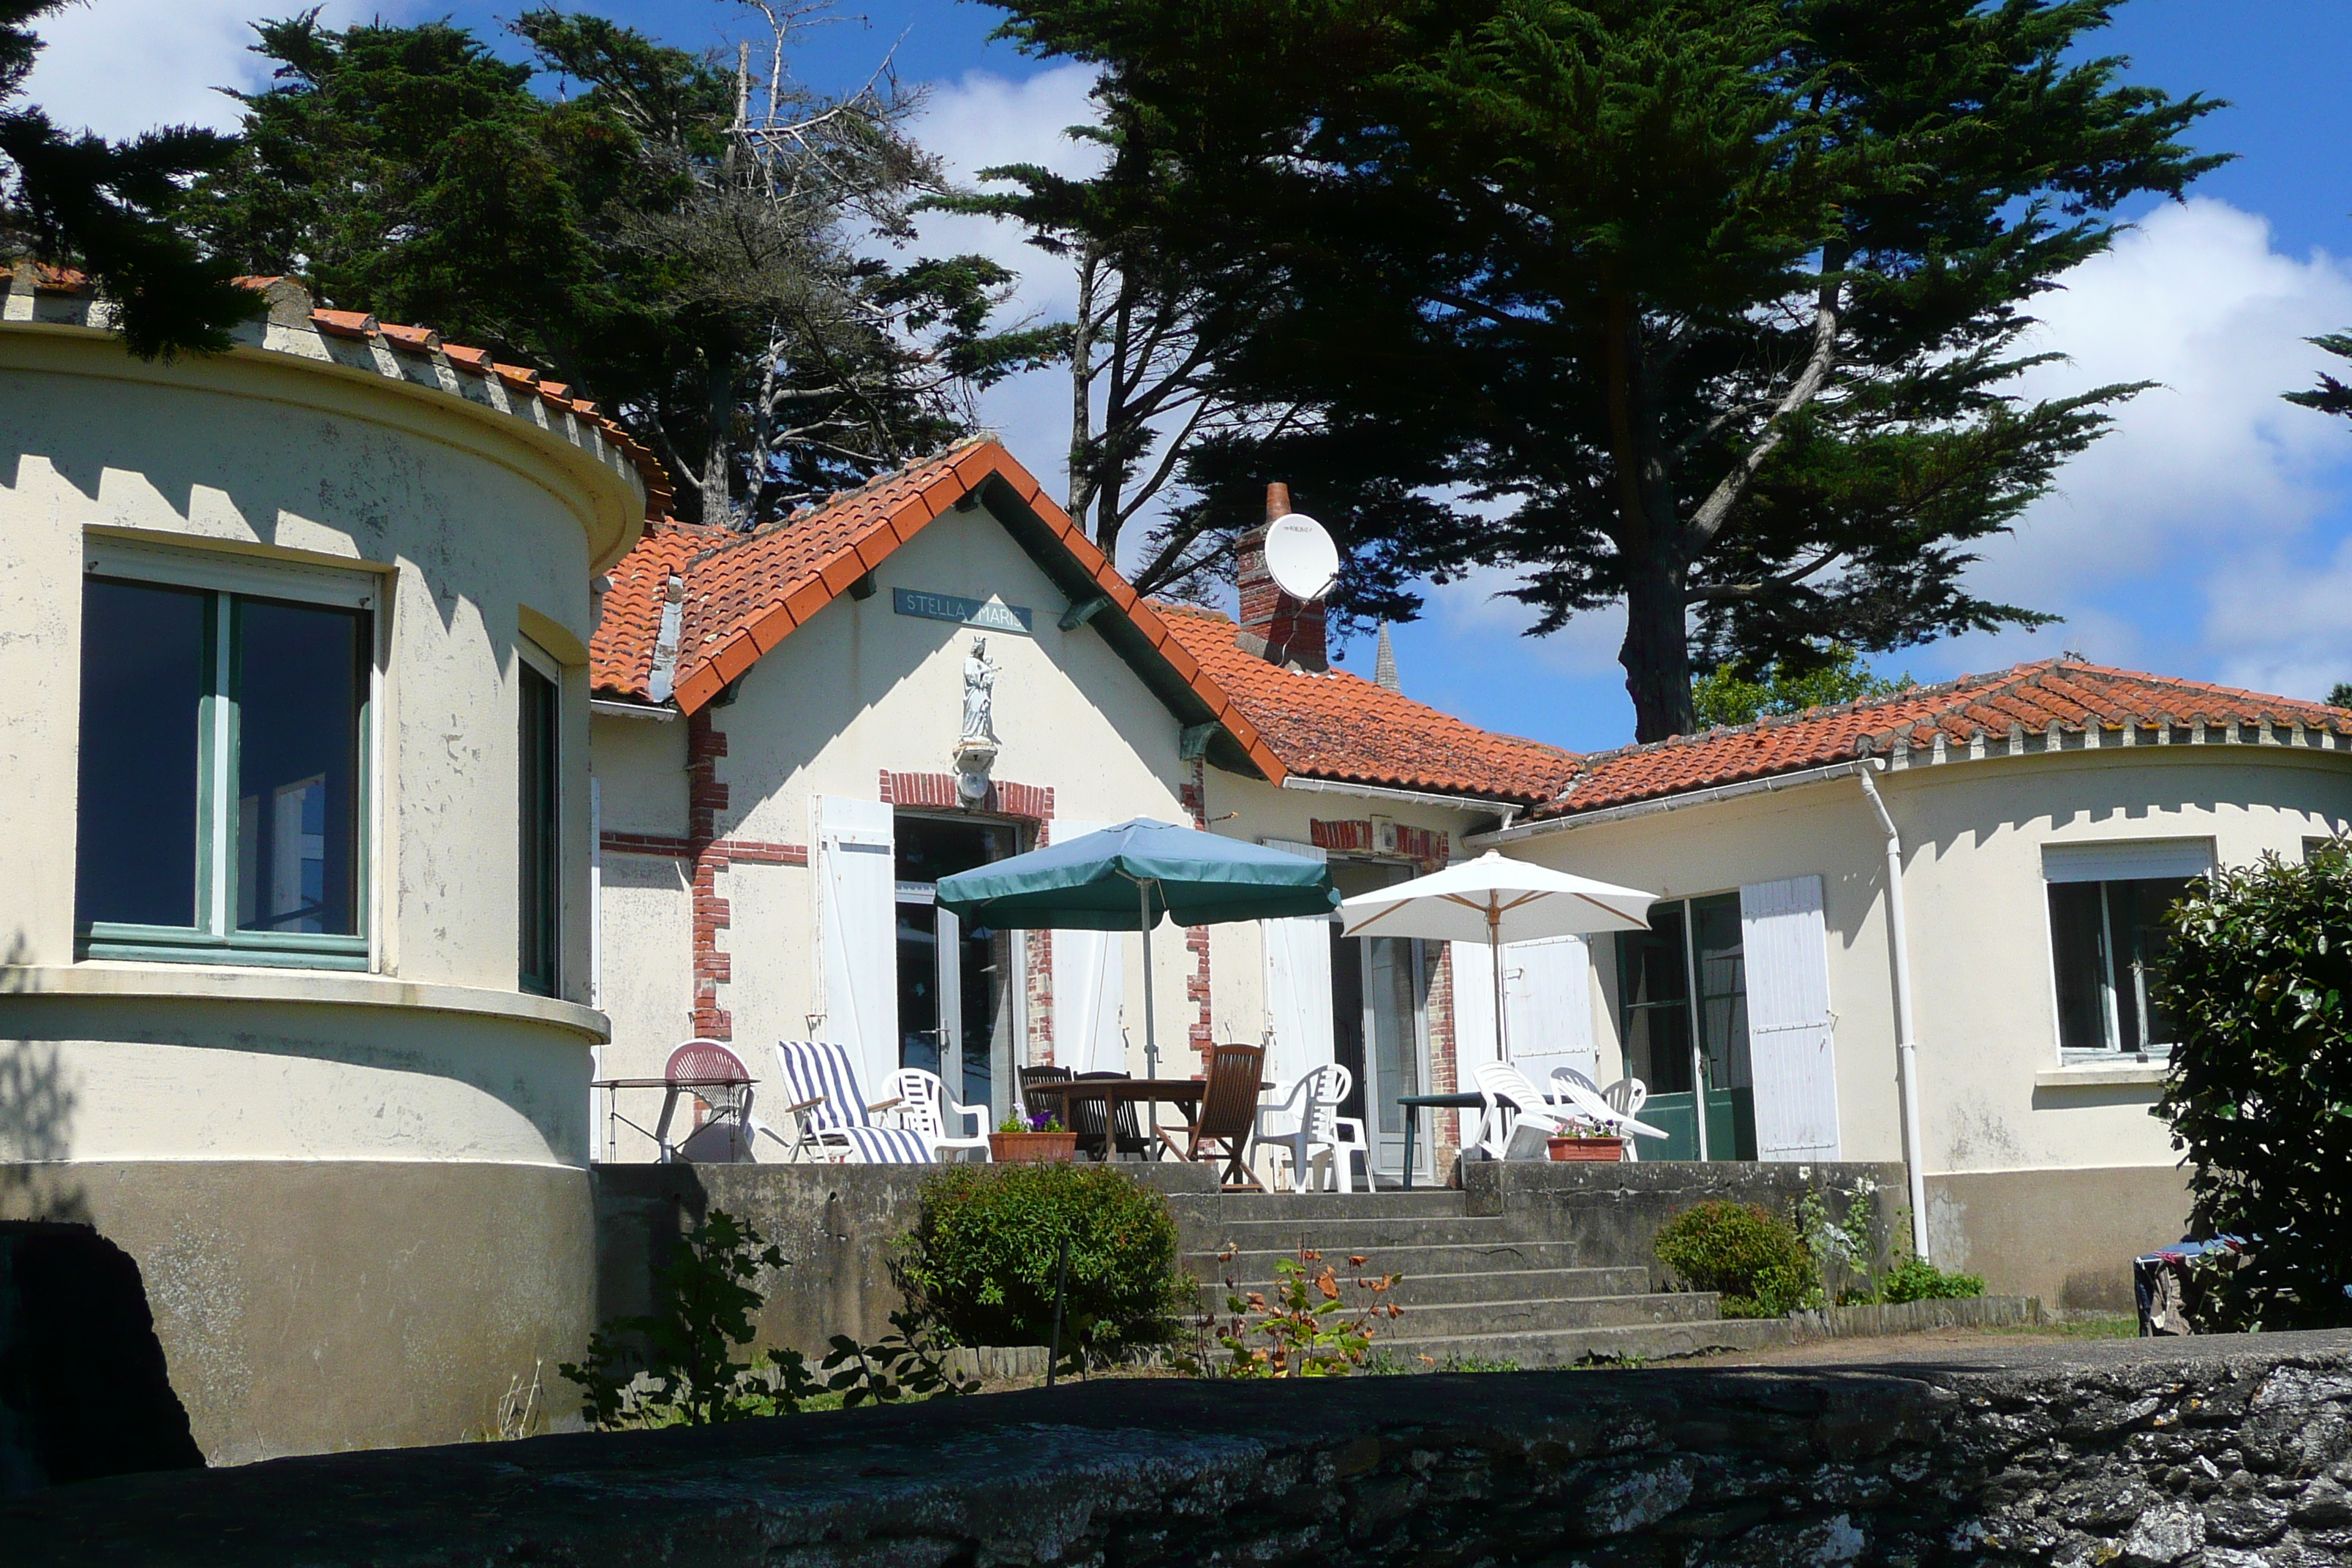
[
  {"x1": 1051, "y1": 821, "x2": 1127, "y2": 1074},
  {"x1": 1452, "y1": 941, "x2": 1499, "y2": 1071},
  {"x1": 814, "y1": 796, "x2": 898, "y2": 1096},
  {"x1": 1261, "y1": 840, "x2": 1334, "y2": 1090},
  {"x1": 1740, "y1": 874, "x2": 1841, "y2": 1161},
  {"x1": 1503, "y1": 935, "x2": 1597, "y2": 1085}
]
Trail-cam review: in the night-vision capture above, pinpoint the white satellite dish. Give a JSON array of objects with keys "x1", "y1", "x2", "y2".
[{"x1": 1263, "y1": 512, "x2": 1341, "y2": 600}]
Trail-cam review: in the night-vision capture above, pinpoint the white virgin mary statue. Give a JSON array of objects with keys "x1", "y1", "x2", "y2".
[{"x1": 960, "y1": 637, "x2": 999, "y2": 745}]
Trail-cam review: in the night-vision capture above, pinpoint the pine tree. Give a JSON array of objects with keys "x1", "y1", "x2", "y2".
[{"x1": 985, "y1": 0, "x2": 2223, "y2": 738}]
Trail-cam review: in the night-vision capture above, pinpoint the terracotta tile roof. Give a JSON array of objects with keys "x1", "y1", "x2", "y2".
[
  {"x1": 1537, "y1": 658, "x2": 2352, "y2": 818},
  {"x1": 1156, "y1": 605, "x2": 1578, "y2": 805},
  {"x1": 588, "y1": 520, "x2": 731, "y2": 699},
  {"x1": 587, "y1": 440, "x2": 1292, "y2": 781},
  {"x1": 6, "y1": 265, "x2": 671, "y2": 523}
]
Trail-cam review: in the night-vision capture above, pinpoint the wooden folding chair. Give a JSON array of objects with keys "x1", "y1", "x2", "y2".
[{"x1": 1158, "y1": 1042, "x2": 1267, "y2": 1189}]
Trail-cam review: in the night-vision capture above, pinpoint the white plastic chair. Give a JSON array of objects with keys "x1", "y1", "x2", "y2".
[
  {"x1": 1550, "y1": 1066, "x2": 1670, "y2": 1158},
  {"x1": 769, "y1": 1041, "x2": 928, "y2": 1163},
  {"x1": 888, "y1": 1068, "x2": 991, "y2": 1162},
  {"x1": 1471, "y1": 1061, "x2": 1574, "y2": 1159},
  {"x1": 1255, "y1": 1064, "x2": 1372, "y2": 1193}
]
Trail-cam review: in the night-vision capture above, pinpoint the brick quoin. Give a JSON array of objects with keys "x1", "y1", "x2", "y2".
[
  {"x1": 1180, "y1": 762, "x2": 1215, "y2": 1070},
  {"x1": 687, "y1": 712, "x2": 734, "y2": 1039}
]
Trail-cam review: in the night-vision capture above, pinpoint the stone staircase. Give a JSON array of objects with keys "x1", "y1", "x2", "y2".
[{"x1": 1177, "y1": 1188, "x2": 1786, "y2": 1368}]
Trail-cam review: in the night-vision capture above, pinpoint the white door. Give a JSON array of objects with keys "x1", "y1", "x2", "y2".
[
  {"x1": 1261, "y1": 839, "x2": 1335, "y2": 1092},
  {"x1": 1740, "y1": 875, "x2": 1840, "y2": 1161},
  {"x1": 814, "y1": 796, "x2": 897, "y2": 1100}
]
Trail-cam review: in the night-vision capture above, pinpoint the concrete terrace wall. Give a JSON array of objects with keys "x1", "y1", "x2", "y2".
[
  {"x1": 18, "y1": 1332, "x2": 2352, "y2": 1566},
  {"x1": 594, "y1": 1161, "x2": 1905, "y2": 1354}
]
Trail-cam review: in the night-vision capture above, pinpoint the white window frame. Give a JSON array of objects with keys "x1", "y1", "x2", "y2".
[
  {"x1": 77, "y1": 533, "x2": 385, "y2": 971},
  {"x1": 2040, "y1": 838, "x2": 2213, "y2": 1062}
]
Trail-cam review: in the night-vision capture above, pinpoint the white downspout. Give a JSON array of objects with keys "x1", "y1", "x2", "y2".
[{"x1": 1856, "y1": 761, "x2": 1932, "y2": 1262}]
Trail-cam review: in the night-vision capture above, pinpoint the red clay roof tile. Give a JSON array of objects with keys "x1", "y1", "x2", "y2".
[
  {"x1": 1534, "y1": 659, "x2": 2352, "y2": 818},
  {"x1": 1156, "y1": 606, "x2": 1578, "y2": 804}
]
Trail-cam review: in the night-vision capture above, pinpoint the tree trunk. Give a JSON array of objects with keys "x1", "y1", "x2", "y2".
[
  {"x1": 701, "y1": 347, "x2": 735, "y2": 527},
  {"x1": 1599, "y1": 292, "x2": 1695, "y2": 742},
  {"x1": 1066, "y1": 244, "x2": 1100, "y2": 534},
  {"x1": 1620, "y1": 551, "x2": 1694, "y2": 742}
]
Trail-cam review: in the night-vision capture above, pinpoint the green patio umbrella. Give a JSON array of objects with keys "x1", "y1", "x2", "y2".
[{"x1": 934, "y1": 818, "x2": 1338, "y2": 1076}]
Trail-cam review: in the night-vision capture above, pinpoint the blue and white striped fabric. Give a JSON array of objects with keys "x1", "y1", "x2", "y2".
[{"x1": 774, "y1": 1041, "x2": 933, "y2": 1163}]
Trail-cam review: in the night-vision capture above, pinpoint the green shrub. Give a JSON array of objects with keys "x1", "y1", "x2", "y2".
[
  {"x1": 1877, "y1": 1256, "x2": 1985, "y2": 1303},
  {"x1": 2156, "y1": 845, "x2": 2352, "y2": 1330},
  {"x1": 899, "y1": 1162, "x2": 1188, "y2": 1354},
  {"x1": 1654, "y1": 1200, "x2": 1818, "y2": 1318}
]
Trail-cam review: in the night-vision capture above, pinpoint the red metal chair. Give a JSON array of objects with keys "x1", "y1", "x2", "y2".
[{"x1": 657, "y1": 1040, "x2": 756, "y2": 1162}]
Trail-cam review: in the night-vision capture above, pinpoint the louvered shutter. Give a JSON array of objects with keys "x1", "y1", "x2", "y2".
[
  {"x1": 1740, "y1": 874, "x2": 1841, "y2": 1161},
  {"x1": 814, "y1": 796, "x2": 898, "y2": 1097},
  {"x1": 1050, "y1": 821, "x2": 1128, "y2": 1073},
  {"x1": 1262, "y1": 840, "x2": 1335, "y2": 1090}
]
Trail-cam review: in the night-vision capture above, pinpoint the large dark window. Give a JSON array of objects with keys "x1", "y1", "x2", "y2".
[
  {"x1": 76, "y1": 576, "x2": 368, "y2": 965},
  {"x1": 2048, "y1": 876, "x2": 2187, "y2": 1054},
  {"x1": 1616, "y1": 893, "x2": 1754, "y2": 1161},
  {"x1": 517, "y1": 660, "x2": 560, "y2": 997}
]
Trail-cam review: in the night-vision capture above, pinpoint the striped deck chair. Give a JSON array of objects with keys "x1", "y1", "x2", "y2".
[{"x1": 772, "y1": 1041, "x2": 932, "y2": 1164}]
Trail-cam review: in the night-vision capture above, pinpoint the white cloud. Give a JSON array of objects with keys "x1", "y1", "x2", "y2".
[
  {"x1": 1930, "y1": 197, "x2": 2352, "y2": 682},
  {"x1": 18, "y1": 0, "x2": 381, "y2": 138},
  {"x1": 900, "y1": 65, "x2": 1104, "y2": 508}
]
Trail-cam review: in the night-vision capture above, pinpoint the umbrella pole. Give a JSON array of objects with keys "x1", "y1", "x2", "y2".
[
  {"x1": 1490, "y1": 901, "x2": 1507, "y2": 1068},
  {"x1": 1139, "y1": 878, "x2": 1160, "y2": 1080}
]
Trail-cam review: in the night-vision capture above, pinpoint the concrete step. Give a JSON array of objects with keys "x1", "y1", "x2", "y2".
[
  {"x1": 1200, "y1": 1191, "x2": 1470, "y2": 1221},
  {"x1": 1223, "y1": 1291, "x2": 1719, "y2": 1340},
  {"x1": 1182, "y1": 1239, "x2": 1603, "y2": 1280},
  {"x1": 1188, "y1": 1215, "x2": 1530, "y2": 1250},
  {"x1": 1197, "y1": 1265, "x2": 1652, "y2": 1308},
  {"x1": 1368, "y1": 1316, "x2": 1790, "y2": 1370}
]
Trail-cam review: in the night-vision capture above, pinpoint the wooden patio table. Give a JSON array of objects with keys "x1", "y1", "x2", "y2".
[
  {"x1": 1025, "y1": 1078, "x2": 1208, "y2": 1161},
  {"x1": 1394, "y1": 1091, "x2": 1485, "y2": 1190}
]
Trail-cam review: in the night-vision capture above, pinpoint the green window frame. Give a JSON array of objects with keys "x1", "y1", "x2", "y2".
[
  {"x1": 516, "y1": 649, "x2": 561, "y2": 998},
  {"x1": 75, "y1": 553, "x2": 374, "y2": 970}
]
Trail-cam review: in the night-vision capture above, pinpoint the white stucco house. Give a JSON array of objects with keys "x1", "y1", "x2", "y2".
[
  {"x1": 585, "y1": 443, "x2": 1568, "y2": 1183},
  {"x1": 587, "y1": 438, "x2": 2352, "y2": 1311},
  {"x1": 0, "y1": 265, "x2": 660, "y2": 1461}
]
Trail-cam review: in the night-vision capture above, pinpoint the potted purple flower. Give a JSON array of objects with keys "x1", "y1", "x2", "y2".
[{"x1": 989, "y1": 1109, "x2": 1079, "y2": 1164}]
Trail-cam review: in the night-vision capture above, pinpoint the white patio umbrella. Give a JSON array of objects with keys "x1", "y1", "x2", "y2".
[{"x1": 1338, "y1": 850, "x2": 1658, "y2": 1068}]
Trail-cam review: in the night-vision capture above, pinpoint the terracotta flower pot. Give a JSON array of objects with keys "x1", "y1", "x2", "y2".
[
  {"x1": 989, "y1": 1131, "x2": 1079, "y2": 1164},
  {"x1": 1547, "y1": 1135, "x2": 1624, "y2": 1163}
]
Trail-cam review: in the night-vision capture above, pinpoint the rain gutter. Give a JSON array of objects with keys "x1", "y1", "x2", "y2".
[
  {"x1": 1466, "y1": 759, "x2": 1870, "y2": 847},
  {"x1": 1280, "y1": 774, "x2": 1523, "y2": 828},
  {"x1": 1856, "y1": 758, "x2": 1933, "y2": 1263}
]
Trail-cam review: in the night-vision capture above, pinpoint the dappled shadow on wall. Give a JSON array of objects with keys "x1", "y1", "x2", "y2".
[{"x1": 0, "y1": 1223, "x2": 205, "y2": 1494}]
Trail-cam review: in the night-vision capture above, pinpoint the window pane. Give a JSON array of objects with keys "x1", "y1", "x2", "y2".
[
  {"x1": 235, "y1": 598, "x2": 365, "y2": 935},
  {"x1": 1617, "y1": 907, "x2": 1693, "y2": 1093},
  {"x1": 517, "y1": 661, "x2": 559, "y2": 993},
  {"x1": 897, "y1": 899, "x2": 941, "y2": 1074},
  {"x1": 77, "y1": 578, "x2": 206, "y2": 928},
  {"x1": 2047, "y1": 881, "x2": 2110, "y2": 1051},
  {"x1": 2115, "y1": 875, "x2": 2190, "y2": 1049},
  {"x1": 1691, "y1": 892, "x2": 1751, "y2": 1091}
]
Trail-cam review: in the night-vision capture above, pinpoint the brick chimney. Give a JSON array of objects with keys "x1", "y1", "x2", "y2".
[{"x1": 1235, "y1": 482, "x2": 1327, "y2": 671}]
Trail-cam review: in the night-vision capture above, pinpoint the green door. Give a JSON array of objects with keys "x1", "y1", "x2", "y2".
[
  {"x1": 1616, "y1": 893, "x2": 1757, "y2": 1161},
  {"x1": 1635, "y1": 1088, "x2": 1755, "y2": 1162}
]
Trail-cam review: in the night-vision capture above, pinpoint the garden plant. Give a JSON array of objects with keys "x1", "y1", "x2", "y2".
[{"x1": 2156, "y1": 844, "x2": 2352, "y2": 1330}]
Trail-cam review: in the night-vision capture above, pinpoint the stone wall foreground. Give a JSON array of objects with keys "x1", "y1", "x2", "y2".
[{"x1": 15, "y1": 1330, "x2": 2352, "y2": 1566}]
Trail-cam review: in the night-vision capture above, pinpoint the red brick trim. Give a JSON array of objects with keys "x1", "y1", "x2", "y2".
[
  {"x1": 878, "y1": 769, "x2": 1055, "y2": 823},
  {"x1": 687, "y1": 712, "x2": 733, "y2": 1039},
  {"x1": 1308, "y1": 817, "x2": 1451, "y2": 872},
  {"x1": 601, "y1": 830, "x2": 693, "y2": 858},
  {"x1": 1181, "y1": 762, "x2": 1215, "y2": 1069}
]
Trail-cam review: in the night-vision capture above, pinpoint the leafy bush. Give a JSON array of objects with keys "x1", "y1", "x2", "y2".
[
  {"x1": 1877, "y1": 1256, "x2": 1986, "y2": 1303},
  {"x1": 2156, "y1": 845, "x2": 2352, "y2": 1330},
  {"x1": 1654, "y1": 1200, "x2": 1818, "y2": 1318},
  {"x1": 899, "y1": 1162, "x2": 1188, "y2": 1354},
  {"x1": 560, "y1": 1209, "x2": 971, "y2": 1428}
]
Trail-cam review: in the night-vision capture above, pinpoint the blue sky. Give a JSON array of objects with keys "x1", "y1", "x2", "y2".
[{"x1": 26, "y1": 0, "x2": 2352, "y2": 753}]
